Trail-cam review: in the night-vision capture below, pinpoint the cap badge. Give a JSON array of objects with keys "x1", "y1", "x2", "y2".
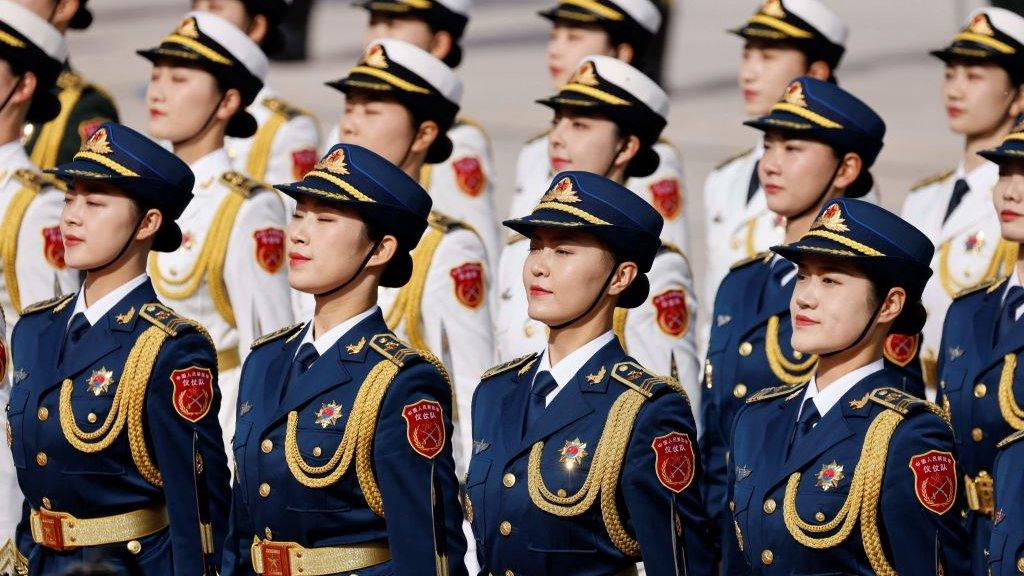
[
  {"x1": 315, "y1": 148, "x2": 349, "y2": 176},
  {"x1": 540, "y1": 177, "x2": 581, "y2": 204},
  {"x1": 175, "y1": 17, "x2": 200, "y2": 39},
  {"x1": 783, "y1": 81, "x2": 807, "y2": 108},
  {"x1": 568, "y1": 61, "x2": 600, "y2": 87},
  {"x1": 812, "y1": 204, "x2": 850, "y2": 233},
  {"x1": 968, "y1": 13, "x2": 995, "y2": 36},
  {"x1": 82, "y1": 128, "x2": 113, "y2": 155},
  {"x1": 761, "y1": 0, "x2": 785, "y2": 18},
  {"x1": 363, "y1": 44, "x2": 389, "y2": 69}
]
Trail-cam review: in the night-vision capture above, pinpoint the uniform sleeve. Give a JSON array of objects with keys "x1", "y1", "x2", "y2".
[
  {"x1": 15, "y1": 189, "x2": 81, "y2": 310},
  {"x1": 221, "y1": 356, "x2": 258, "y2": 576},
  {"x1": 0, "y1": 307, "x2": 19, "y2": 547},
  {"x1": 55, "y1": 88, "x2": 119, "y2": 166},
  {"x1": 990, "y1": 444, "x2": 1024, "y2": 576},
  {"x1": 422, "y1": 230, "x2": 494, "y2": 480},
  {"x1": 699, "y1": 281, "x2": 732, "y2": 547},
  {"x1": 720, "y1": 403, "x2": 753, "y2": 575},
  {"x1": 225, "y1": 190, "x2": 294, "y2": 358},
  {"x1": 372, "y1": 360, "x2": 469, "y2": 576},
  {"x1": 879, "y1": 412, "x2": 971, "y2": 574},
  {"x1": 442, "y1": 125, "x2": 501, "y2": 269},
  {"x1": 147, "y1": 330, "x2": 231, "y2": 574},
  {"x1": 620, "y1": 389, "x2": 714, "y2": 576},
  {"x1": 264, "y1": 114, "x2": 321, "y2": 187}
]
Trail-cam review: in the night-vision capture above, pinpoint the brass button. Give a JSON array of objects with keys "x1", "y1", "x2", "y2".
[
  {"x1": 729, "y1": 501, "x2": 735, "y2": 512},
  {"x1": 127, "y1": 540, "x2": 142, "y2": 554},
  {"x1": 940, "y1": 380, "x2": 947, "y2": 390},
  {"x1": 793, "y1": 350, "x2": 804, "y2": 360},
  {"x1": 312, "y1": 446, "x2": 322, "y2": 457},
  {"x1": 733, "y1": 384, "x2": 748, "y2": 398},
  {"x1": 259, "y1": 483, "x2": 271, "y2": 497},
  {"x1": 265, "y1": 527, "x2": 273, "y2": 540},
  {"x1": 761, "y1": 549, "x2": 774, "y2": 566},
  {"x1": 503, "y1": 473, "x2": 516, "y2": 488},
  {"x1": 972, "y1": 428, "x2": 985, "y2": 442},
  {"x1": 505, "y1": 571, "x2": 514, "y2": 576},
  {"x1": 36, "y1": 452, "x2": 47, "y2": 467},
  {"x1": 41, "y1": 497, "x2": 51, "y2": 510},
  {"x1": 87, "y1": 413, "x2": 97, "y2": 423},
  {"x1": 1016, "y1": 557, "x2": 1024, "y2": 572},
  {"x1": 556, "y1": 489, "x2": 567, "y2": 497},
  {"x1": 261, "y1": 439, "x2": 273, "y2": 453},
  {"x1": 815, "y1": 512, "x2": 826, "y2": 522},
  {"x1": 739, "y1": 342, "x2": 753, "y2": 357},
  {"x1": 763, "y1": 499, "x2": 777, "y2": 514},
  {"x1": 37, "y1": 407, "x2": 48, "y2": 421},
  {"x1": 974, "y1": 384, "x2": 987, "y2": 398},
  {"x1": 499, "y1": 521, "x2": 512, "y2": 536}
]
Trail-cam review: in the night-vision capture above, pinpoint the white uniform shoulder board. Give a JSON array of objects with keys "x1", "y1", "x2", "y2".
[
  {"x1": 714, "y1": 147, "x2": 754, "y2": 171},
  {"x1": 12, "y1": 168, "x2": 42, "y2": 189},
  {"x1": 909, "y1": 170, "x2": 954, "y2": 192},
  {"x1": 262, "y1": 96, "x2": 310, "y2": 120},
  {"x1": 221, "y1": 171, "x2": 265, "y2": 199}
]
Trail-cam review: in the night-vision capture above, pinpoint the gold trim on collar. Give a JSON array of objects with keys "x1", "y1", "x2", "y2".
[
  {"x1": 561, "y1": 83, "x2": 631, "y2": 106},
  {"x1": 770, "y1": 102, "x2": 843, "y2": 129},
  {"x1": 953, "y1": 31, "x2": 1016, "y2": 54},
  {"x1": 349, "y1": 66, "x2": 431, "y2": 94},
  {"x1": 747, "y1": 14, "x2": 813, "y2": 39},
  {"x1": 72, "y1": 152, "x2": 140, "y2": 177},
  {"x1": 163, "y1": 34, "x2": 233, "y2": 65},
  {"x1": 561, "y1": 0, "x2": 624, "y2": 21}
]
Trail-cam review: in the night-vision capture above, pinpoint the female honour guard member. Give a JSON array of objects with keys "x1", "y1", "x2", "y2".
[
  {"x1": 9, "y1": 122, "x2": 230, "y2": 575},
  {"x1": 222, "y1": 143, "x2": 467, "y2": 576},
  {"x1": 725, "y1": 198, "x2": 969, "y2": 575},
  {"x1": 138, "y1": 11, "x2": 294, "y2": 451},
  {"x1": 903, "y1": 7, "x2": 1024, "y2": 387},
  {"x1": 468, "y1": 170, "x2": 712, "y2": 576}
]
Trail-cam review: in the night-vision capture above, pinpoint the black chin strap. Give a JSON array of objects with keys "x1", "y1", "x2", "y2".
[
  {"x1": 85, "y1": 212, "x2": 147, "y2": 274},
  {"x1": 789, "y1": 157, "x2": 845, "y2": 222},
  {"x1": 548, "y1": 263, "x2": 619, "y2": 331},
  {"x1": 0, "y1": 76, "x2": 24, "y2": 117},
  {"x1": 600, "y1": 140, "x2": 628, "y2": 179},
  {"x1": 818, "y1": 299, "x2": 885, "y2": 358},
  {"x1": 172, "y1": 93, "x2": 225, "y2": 148},
  {"x1": 314, "y1": 239, "x2": 383, "y2": 299}
]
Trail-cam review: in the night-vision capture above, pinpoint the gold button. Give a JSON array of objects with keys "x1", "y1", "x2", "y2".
[
  {"x1": 259, "y1": 483, "x2": 271, "y2": 497},
  {"x1": 733, "y1": 384, "x2": 748, "y2": 398},
  {"x1": 37, "y1": 407, "x2": 48, "y2": 421},
  {"x1": 41, "y1": 497, "x2": 51, "y2": 510},
  {"x1": 815, "y1": 512, "x2": 826, "y2": 522},
  {"x1": 1016, "y1": 557, "x2": 1024, "y2": 572},
  {"x1": 503, "y1": 473, "x2": 516, "y2": 488},
  {"x1": 261, "y1": 439, "x2": 273, "y2": 453},
  {"x1": 974, "y1": 384, "x2": 987, "y2": 398},
  {"x1": 87, "y1": 413, "x2": 97, "y2": 423},
  {"x1": 499, "y1": 521, "x2": 512, "y2": 536},
  {"x1": 36, "y1": 452, "x2": 47, "y2": 467},
  {"x1": 972, "y1": 428, "x2": 984, "y2": 442},
  {"x1": 763, "y1": 499, "x2": 776, "y2": 514},
  {"x1": 127, "y1": 540, "x2": 142, "y2": 554},
  {"x1": 312, "y1": 446, "x2": 322, "y2": 457},
  {"x1": 940, "y1": 380, "x2": 947, "y2": 390},
  {"x1": 505, "y1": 571, "x2": 514, "y2": 576},
  {"x1": 265, "y1": 527, "x2": 273, "y2": 540},
  {"x1": 739, "y1": 342, "x2": 753, "y2": 357},
  {"x1": 557, "y1": 489, "x2": 567, "y2": 497},
  {"x1": 793, "y1": 350, "x2": 804, "y2": 360},
  {"x1": 761, "y1": 549, "x2": 774, "y2": 566},
  {"x1": 729, "y1": 501, "x2": 735, "y2": 512}
]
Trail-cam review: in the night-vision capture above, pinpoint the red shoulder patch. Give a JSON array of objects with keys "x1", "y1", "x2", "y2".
[
  {"x1": 884, "y1": 333, "x2": 919, "y2": 368},
  {"x1": 253, "y1": 228, "x2": 285, "y2": 274},
  {"x1": 652, "y1": 432, "x2": 696, "y2": 493},
  {"x1": 291, "y1": 148, "x2": 318, "y2": 181},
  {"x1": 652, "y1": 289, "x2": 688, "y2": 338},
  {"x1": 41, "y1": 226, "x2": 66, "y2": 270},
  {"x1": 649, "y1": 178, "x2": 681, "y2": 220},
  {"x1": 450, "y1": 261, "x2": 484, "y2": 309},
  {"x1": 402, "y1": 399, "x2": 446, "y2": 459},
  {"x1": 171, "y1": 366, "x2": 214, "y2": 423},
  {"x1": 452, "y1": 156, "x2": 485, "y2": 197},
  {"x1": 909, "y1": 450, "x2": 957, "y2": 515}
]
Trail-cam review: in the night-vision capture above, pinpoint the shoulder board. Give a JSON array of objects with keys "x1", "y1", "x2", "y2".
[
  {"x1": 428, "y1": 211, "x2": 472, "y2": 234},
  {"x1": 524, "y1": 128, "x2": 551, "y2": 145},
  {"x1": 660, "y1": 242, "x2": 683, "y2": 257},
  {"x1": 730, "y1": 251, "x2": 772, "y2": 271},
  {"x1": 262, "y1": 96, "x2": 311, "y2": 120},
  {"x1": 997, "y1": 430, "x2": 1024, "y2": 449},
  {"x1": 250, "y1": 322, "x2": 305, "y2": 350},
  {"x1": 506, "y1": 233, "x2": 527, "y2": 246},
  {"x1": 139, "y1": 303, "x2": 197, "y2": 337},
  {"x1": 714, "y1": 147, "x2": 754, "y2": 171},
  {"x1": 910, "y1": 170, "x2": 954, "y2": 192},
  {"x1": 20, "y1": 293, "x2": 75, "y2": 316},
  {"x1": 56, "y1": 70, "x2": 85, "y2": 91},
  {"x1": 746, "y1": 381, "x2": 807, "y2": 404},
  {"x1": 611, "y1": 361, "x2": 688, "y2": 402},
  {"x1": 655, "y1": 136, "x2": 679, "y2": 151},
  {"x1": 864, "y1": 387, "x2": 937, "y2": 416},
  {"x1": 13, "y1": 169, "x2": 41, "y2": 189},
  {"x1": 954, "y1": 277, "x2": 1003, "y2": 299},
  {"x1": 221, "y1": 171, "x2": 266, "y2": 199},
  {"x1": 369, "y1": 333, "x2": 420, "y2": 367},
  {"x1": 481, "y1": 353, "x2": 539, "y2": 381}
]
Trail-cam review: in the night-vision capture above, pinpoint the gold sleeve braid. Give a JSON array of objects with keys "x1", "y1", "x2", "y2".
[
  {"x1": 782, "y1": 409, "x2": 905, "y2": 576},
  {"x1": 765, "y1": 316, "x2": 817, "y2": 385},
  {"x1": 998, "y1": 353, "x2": 1024, "y2": 430},
  {"x1": 0, "y1": 178, "x2": 41, "y2": 314},
  {"x1": 938, "y1": 239, "x2": 1018, "y2": 298},
  {"x1": 384, "y1": 227, "x2": 446, "y2": 350}
]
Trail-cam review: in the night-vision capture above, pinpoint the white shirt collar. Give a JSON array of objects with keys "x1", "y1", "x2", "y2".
[
  {"x1": 953, "y1": 159, "x2": 999, "y2": 192},
  {"x1": 189, "y1": 148, "x2": 232, "y2": 188},
  {"x1": 0, "y1": 139, "x2": 33, "y2": 176},
  {"x1": 71, "y1": 274, "x2": 150, "y2": 327},
  {"x1": 535, "y1": 331, "x2": 617, "y2": 406},
  {"x1": 1004, "y1": 269, "x2": 1024, "y2": 322},
  {"x1": 296, "y1": 306, "x2": 379, "y2": 358},
  {"x1": 799, "y1": 359, "x2": 885, "y2": 421}
]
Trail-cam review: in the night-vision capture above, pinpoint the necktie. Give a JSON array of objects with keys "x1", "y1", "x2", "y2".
[
  {"x1": 60, "y1": 313, "x2": 91, "y2": 364},
  {"x1": 761, "y1": 259, "x2": 795, "y2": 311},
  {"x1": 523, "y1": 371, "x2": 557, "y2": 437},
  {"x1": 746, "y1": 162, "x2": 761, "y2": 204},
  {"x1": 788, "y1": 397, "x2": 820, "y2": 456},
  {"x1": 997, "y1": 286, "x2": 1024, "y2": 344},
  {"x1": 281, "y1": 343, "x2": 319, "y2": 401},
  {"x1": 943, "y1": 178, "x2": 969, "y2": 223}
]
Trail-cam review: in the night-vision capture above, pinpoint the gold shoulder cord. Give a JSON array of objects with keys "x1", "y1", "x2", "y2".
[
  {"x1": 765, "y1": 316, "x2": 817, "y2": 384},
  {"x1": 782, "y1": 409, "x2": 904, "y2": 575},
  {"x1": 149, "y1": 191, "x2": 245, "y2": 327},
  {"x1": 526, "y1": 388, "x2": 648, "y2": 556},
  {"x1": 938, "y1": 239, "x2": 1018, "y2": 298},
  {"x1": 998, "y1": 354, "x2": 1024, "y2": 430},
  {"x1": 245, "y1": 109, "x2": 288, "y2": 182},
  {"x1": 29, "y1": 73, "x2": 85, "y2": 170},
  {"x1": 384, "y1": 226, "x2": 446, "y2": 350},
  {"x1": 612, "y1": 308, "x2": 629, "y2": 352},
  {"x1": 0, "y1": 179, "x2": 41, "y2": 314}
]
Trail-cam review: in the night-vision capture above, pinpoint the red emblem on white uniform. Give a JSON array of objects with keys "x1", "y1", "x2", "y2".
[
  {"x1": 402, "y1": 399, "x2": 446, "y2": 459},
  {"x1": 450, "y1": 261, "x2": 484, "y2": 309},
  {"x1": 652, "y1": 290, "x2": 688, "y2": 337},
  {"x1": 253, "y1": 228, "x2": 285, "y2": 274},
  {"x1": 909, "y1": 450, "x2": 957, "y2": 515},
  {"x1": 41, "y1": 226, "x2": 66, "y2": 270},
  {"x1": 884, "y1": 333, "x2": 919, "y2": 367},
  {"x1": 291, "y1": 148, "x2": 318, "y2": 180},
  {"x1": 649, "y1": 178, "x2": 681, "y2": 220},
  {"x1": 652, "y1": 432, "x2": 695, "y2": 493},
  {"x1": 170, "y1": 366, "x2": 214, "y2": 423},
  {"x1": 452, "y1": 156, "x2": 485, "y2": 197}
]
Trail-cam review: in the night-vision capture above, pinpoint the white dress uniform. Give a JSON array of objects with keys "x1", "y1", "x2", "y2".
[
  {"x1": 0, "y1": 288, "x2": 20, "y2": 569},
  {"x1": 378, "y1": 212, "x2": 494, "y2": 478},
  {"x1": 901, "y1": 161, "x2": 1011, "y2": 380},
  {"x1": 148, "y1": 149, "x2": 293, "y2": 450},
  {"x1": 0, "y1": 140, "x2": 80, "y2": 337}
]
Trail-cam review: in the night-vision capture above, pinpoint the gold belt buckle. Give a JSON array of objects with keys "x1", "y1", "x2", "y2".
[
  {"x1": 259, "y1": 541, "x2": 295, "y2": 576},
  {"x1": 36, "y1": 509, "x2": 69, "y2": 551}
]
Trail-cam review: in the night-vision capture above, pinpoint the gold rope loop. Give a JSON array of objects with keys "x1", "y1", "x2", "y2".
[
  {"x1": 998, "y1": 353, "x2": 1024, "y2": 430},
  {"x1": 765, "y1": 316, "x2": 817, "y2": 384},
  {"x1": 938, "y1": 239, "x2": 1018, "y2": 298},
  {"x1": 0, "y1": 182, "x2": 41, "y2": 314},
  {"x1": 245, "y1": 111, "x2": 287, "y2": 182},
  {"x1": 385, "y1": 227, "x2": 445, "y2": 350}
]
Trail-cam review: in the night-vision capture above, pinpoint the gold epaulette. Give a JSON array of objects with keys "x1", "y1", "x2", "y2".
[
  {"x1": 221, "y1": 171, "x2": 266, "y2": 199},
  {"x1": 506, "y1": 233, "x2": 527, "y2": 245},
  {"x1": 714, "y1": 147, "x2": 754, "y2": 171},
  {"x1": 864, "y1": 387, "x2": 937, "y2": 416},
  {"x1": 954, "y1": 277, "x2": 1004, "y2": 299},
  {"x1": 746, "y1": 381, "x2": 806, "y2": 404},
  {"x1": 139, "y1": 303, "x2": 197, "y2": 337},
  {"x1": 0, "y1": 537, "x2": 27, "y2": 575},
  {"x1": 481, "y1": 353, "x2": 539, "y2": 381},
  {"x1": 13, "y1": 168, "x2": 41, "y2": 189},
  {"x1": 730, "y1": 251, "x2": 772, "y2": 271},
  {"x1": 524, "y1": 128, "x2": 551, "y2": 144},
  {"x1": 997, "y1": 430, "x2": 1024, "y2": 449},
  {"x1": 910, "y1": 170, "x2": 954, "y2": 192},
  {"x1": 428, "y1": 211, "x2": 474, "y2": 235},
  {"x1": 262, "y1": 96, "x2": 312, "y2": 120},
  {"x1": 20, "y1": 293, "x2": 74, "y2": 316},
  {"x1": 611, "y1": 361, "x2": 688, "y2": 402},
  {"x1": 250, "y1": 323, "x2": 305, "y2": 350},
  {"x1": 56, "y1": 70, "x2": 84, "y2": 91},
  {"x1": 660, "y1": 242, "x2": 682, "y2": 256},
  {"x1": 369, "y1": 333, "x2": 420, "y2": 368}
]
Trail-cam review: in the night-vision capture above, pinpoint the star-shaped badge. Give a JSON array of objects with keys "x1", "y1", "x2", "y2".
[
  {"x1": 816, "y1": 461, "x2": 845, "y2": 491},
  {"x1": 87, "y1": 367, "x2": 115, "y2": 396},
  {"x1": 314, "y1": 401, "x2": 343, "y2": 429}
]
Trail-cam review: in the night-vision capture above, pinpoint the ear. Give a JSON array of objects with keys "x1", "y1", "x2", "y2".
[
  {"x1": 410, "y1": 120, "x2": 440, "y2": 155},
  {"x1": 832, "y1": 152, "x2": 863, "y2": 191},
  {"x1": 10, "y1": 71, "x2": 37, "y2": 107},
  {"x1": 429, "y1": 31, "x2": 454, "y2": 61},
  {"x1": 135, "y1": 208, "x2": 164, "y2": 243},
  {"x1": 248, "y1": 14, "x2": 270, "y2": 45},
  {"x1": 216, "y1": 88, "x2": 243, "y2": 122},
  {"x1": 367, "y1": 234, "x2": 399, "y2": 269},
  {"x1": 876, "y1": 286, "x2": 906, "y2": 325},
  {"x1": 613, "y1": 134, "x2": 642, "y2": 170},
  {"x1": 1008, "y1": 83, "x2": 1024, "y2": 118},
  {"x1": 606, "y1": 261, "x2": 639, "y2": 298},
  {"x1": 806, "y1": 60, "x2": 832, "y2": 81},
  {"x1": 614, "y1": 43, "x2": 635, "y2": 65}
]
